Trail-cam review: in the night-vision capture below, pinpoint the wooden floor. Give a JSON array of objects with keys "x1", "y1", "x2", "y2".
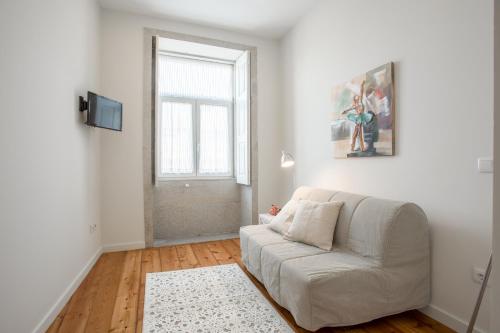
[{"x1": 47, "y1": 239, "x2": 455, "y2": 333}]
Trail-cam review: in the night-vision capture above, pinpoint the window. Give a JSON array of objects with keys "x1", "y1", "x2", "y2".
[{"x1": 157, "y1": 54, "x2": 234, "y2": 178}]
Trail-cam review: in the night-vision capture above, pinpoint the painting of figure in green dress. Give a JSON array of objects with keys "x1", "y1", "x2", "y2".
[{"x1": 331, "y1": 63, "x2": 394, "y2": 158}]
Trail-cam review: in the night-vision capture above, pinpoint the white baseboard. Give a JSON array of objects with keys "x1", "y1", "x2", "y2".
[
  {"x1": 153, "y1": 233, "x2": 239, "y2": 247},
  {"x1": 420, "y1": 304, "x2": 487, "y2": 333},
  {"x1": 32, "y1": 246, "x2": 103, "y2": 333},
  {"x1": 102, "y1": 241, "x2": 146, "y2": 252}
]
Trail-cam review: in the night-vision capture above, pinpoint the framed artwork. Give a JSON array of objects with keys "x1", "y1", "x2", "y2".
[{"x1": 331, "y1": 62, "x2": 394, "y2": 158}]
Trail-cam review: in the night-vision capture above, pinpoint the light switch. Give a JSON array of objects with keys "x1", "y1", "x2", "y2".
[{"x1": 477, "y1": 157, "x2": 493, "y2": 173}]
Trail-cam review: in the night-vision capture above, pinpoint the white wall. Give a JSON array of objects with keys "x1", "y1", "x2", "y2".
[
  {"x1": 281, "y1": 0, "x2": 493, "y2": 332},
  {"x1": 0, "y1": 0, "x2": 102, "y2": 332},
  {"x1": 492, "y1": 1, "x2": 500, "y2": 331},
  {"x1": 99, "y1": 9, "x2": 284, "y2": 247}
]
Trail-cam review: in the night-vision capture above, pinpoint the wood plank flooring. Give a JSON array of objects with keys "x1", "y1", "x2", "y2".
[{"x1": 47, "y1": 239, "x2": 455, "y2": 333}]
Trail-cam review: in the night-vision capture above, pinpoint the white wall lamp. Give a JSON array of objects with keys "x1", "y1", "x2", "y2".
[{"x1": 281, "y1": 151, "x2": 295, "y2": 168}]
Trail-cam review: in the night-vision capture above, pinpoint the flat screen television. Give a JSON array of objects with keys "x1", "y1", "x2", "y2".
[{"x1": 84, "y1": 92, "x2": 122, "y2": 131}]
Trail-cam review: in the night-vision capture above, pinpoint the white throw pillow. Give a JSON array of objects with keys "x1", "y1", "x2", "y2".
[
  {"x1": 284, "y1": 200, "x2": 343, "y2": 251},
  {"x1": 269, "y1": 199, "x2": 299, "y2": 234}
]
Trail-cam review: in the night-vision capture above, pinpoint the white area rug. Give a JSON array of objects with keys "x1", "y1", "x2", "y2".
[{"x1": 143, "y1": 264, "x2": 294, "y2": 333}]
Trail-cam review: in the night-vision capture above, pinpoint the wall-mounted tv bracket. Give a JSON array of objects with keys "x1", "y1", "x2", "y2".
[{"x1": 79, "y1": 96, "x2": 88, "y2": 112}]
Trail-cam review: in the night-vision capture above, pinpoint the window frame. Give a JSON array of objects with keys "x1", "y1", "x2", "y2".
[{"x1": 156, "y1": 95, "x2": 234, "y2": 181}]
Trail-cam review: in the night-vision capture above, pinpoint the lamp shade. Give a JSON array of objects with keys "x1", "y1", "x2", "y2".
[{"x1": 281, "y1": 151, "x2": 295, "y2": 168}]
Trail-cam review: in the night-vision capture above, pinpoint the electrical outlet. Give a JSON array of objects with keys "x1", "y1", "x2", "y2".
[
  {"x1": 473, "y1": 267, "x2": 486, "y2": 284},
  {"x1": 89, "y1": 224, "x2": 97, "y2": 234}
]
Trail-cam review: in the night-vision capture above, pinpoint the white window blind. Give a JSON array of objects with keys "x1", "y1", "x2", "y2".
[
  {"x1": 199, "y1": 104, "x2": 231, "y2": 175},
  {"x1": 159, "y1": 101, "x2": 194, "y2": 175},
  {"x1": 158, "y1": 55, "x2": 233, "y2": 100},
  {"x1": 156, "y1": 54, "x2": 234, "y2": 179}
]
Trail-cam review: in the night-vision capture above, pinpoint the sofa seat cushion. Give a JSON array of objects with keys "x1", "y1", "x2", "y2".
[
  {"x1": 260, "y1": 241, "x2": 327, "y2": 303},
  {"x1": 278, "y1": 249, "x2": 429, "y2": 331},
  {"x1": 239, "y1": 225, "x2": 288, "y2": 282},
  {"x1": 279, "y1": 250, "x2": 385, "y2": 331}
]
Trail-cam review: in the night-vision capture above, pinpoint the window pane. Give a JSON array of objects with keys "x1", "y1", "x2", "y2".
[
  {"x1": 199, "y1": 104, "x2": 230, "y2": 174},
  {"x1": 158, "y1": 55, "x2": 233, "y2": 101},
  {"x1": 160, "y1": 101, "x2": 193, "y2": 174}
]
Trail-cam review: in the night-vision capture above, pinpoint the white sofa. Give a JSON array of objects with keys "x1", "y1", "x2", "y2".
[{"x1": 239, "y1": 186, "x2": 430, "y2": 331}]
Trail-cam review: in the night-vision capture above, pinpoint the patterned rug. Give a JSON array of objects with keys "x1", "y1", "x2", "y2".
[{"x1": 143, "y1": 264, "x2": 294, "y2": 333}]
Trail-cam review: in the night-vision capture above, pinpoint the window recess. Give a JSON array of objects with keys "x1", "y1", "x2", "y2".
[{"x1": 155, "y1": 51, "x2": 249, "y2": 183}]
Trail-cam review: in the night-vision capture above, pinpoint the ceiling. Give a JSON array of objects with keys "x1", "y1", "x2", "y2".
[{"x1": 99, "y1": 0, "x2": 319, "y2": 39}]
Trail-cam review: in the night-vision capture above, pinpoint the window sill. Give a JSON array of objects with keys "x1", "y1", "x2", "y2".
[{"x1": 156, "y1": 176, "x2": 236, "y2": 182}]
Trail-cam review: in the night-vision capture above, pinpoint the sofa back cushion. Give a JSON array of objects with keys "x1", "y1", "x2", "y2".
[
  {"x1": 291, "y1": 186, "x2": 336, "y2": 202},
  {"x1": 290, "y1": 186, "x2": 429, "y2": 266},
  {"x1": 348, "y1": 197, "x2": 429, "y2": 266},
  {"x1": 347, "y1": 197, "x2": 402, "y2": 260},
  {"x1": 328, "y1": 191, "x2": 367, "y2": 247}
]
